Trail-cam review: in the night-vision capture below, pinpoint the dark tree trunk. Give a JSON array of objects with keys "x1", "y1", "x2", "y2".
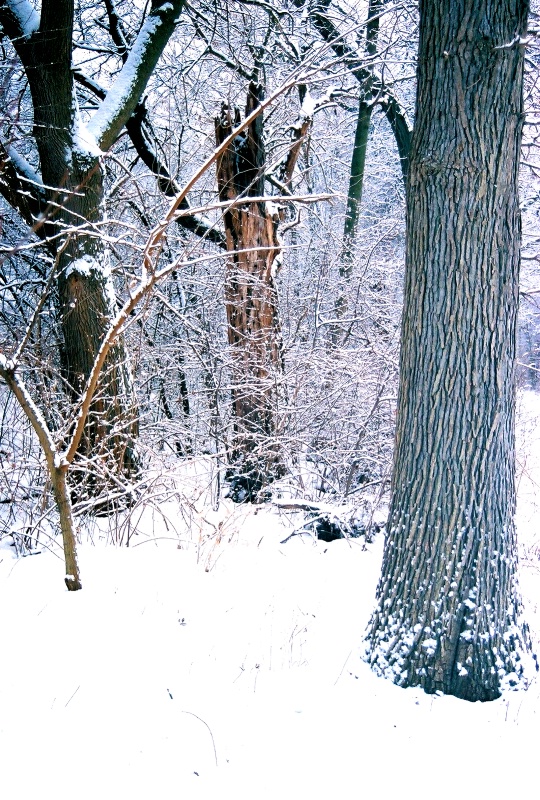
[
  {"x1": 365, "y1": 0, "x2": 536, "y2": 701},
  {"x1": 215, "y1": 83, "x2": 284, "y2": 485},
  {"x1": 339, "y1": 100, "x2": 373, "y2": 280},
  {"x1": 4, "y1": 0, "x2": 140, "y2": 495},
  {"x1": 56, "y1": 158, "x2": 139, "y2": 492}
]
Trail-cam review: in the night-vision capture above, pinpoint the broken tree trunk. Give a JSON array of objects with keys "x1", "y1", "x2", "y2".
[{"x1": 215, "y1": 83, "x2": 284, "y2": 491}]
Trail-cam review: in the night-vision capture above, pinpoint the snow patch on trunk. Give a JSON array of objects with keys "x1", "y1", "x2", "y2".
[{"x1": 6, "y1": 0, "x2": 39, "y2": 38}]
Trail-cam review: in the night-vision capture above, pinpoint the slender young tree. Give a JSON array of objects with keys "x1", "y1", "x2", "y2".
[
  {"x1": 294, "y1": 0, "x2": 412, "y2": 332},
  {"x1": 297, "y1": 0, "x2": 412, "y2": 205},
  {"x1": 365, "y1": 0, "x2": 537, "y2": 701},
  {"x1": 340, "y1": 0, "x2": 384, "y2": 277}
]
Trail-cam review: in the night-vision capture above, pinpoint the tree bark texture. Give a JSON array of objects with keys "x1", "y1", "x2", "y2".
[
  {"x1": 215, "y1": 83, "x2": 284, "y2": 479},
  {"x1": 364, "y1": 0, "x2": 536, "y2": 701},
  {"x1": 339, "y1": 0, "x2": 381, "y2": 278},
  {"x1": 36, "y1": 75, "x2": 138, "y2": 490},
  {"x1": 55, "y1": 159, "x2": 139, "y2": 493}
]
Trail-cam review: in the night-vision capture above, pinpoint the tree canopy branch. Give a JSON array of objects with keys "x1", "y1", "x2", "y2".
[
  {"x1": 87, "y1": 0, "x2": 186, "y2": 151},
  {"x1": 297, "y1": 0, "x2": 412, "y2": 181}
]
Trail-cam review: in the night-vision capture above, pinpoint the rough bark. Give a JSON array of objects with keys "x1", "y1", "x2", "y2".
[
  {"x1": 364, "y1": 0, "x2": 537, "y2": 701},
  {"x1": 215, "y1": 83, "x2": 284, "y2": 484}
]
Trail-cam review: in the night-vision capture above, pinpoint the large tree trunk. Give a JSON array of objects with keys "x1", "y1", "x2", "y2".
[
  {"x1": 56, "y1": 159, "x2": 139, "y2": 494},
  {"x1": 2, "y1": 0, "x2": 187, "y2": 501},
  {"x1": 215, "y1": 83, "x2": 284, "y2": 487},
  {"x1": 364, "y1": 0, "x2": 536, "y2": 701}
]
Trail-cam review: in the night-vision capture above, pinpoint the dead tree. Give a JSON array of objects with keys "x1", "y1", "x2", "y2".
[{"x1": 215, "y1": 83, "x2": 284, "y2": 490}]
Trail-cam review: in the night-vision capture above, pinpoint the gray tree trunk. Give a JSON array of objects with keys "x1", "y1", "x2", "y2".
[{"x1": 365, "y1": 0, "x2": 537, "y2": 701}]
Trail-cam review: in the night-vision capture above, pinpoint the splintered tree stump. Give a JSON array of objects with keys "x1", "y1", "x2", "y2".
[{"x1": 215, "y1": 82, "x2": 285, "y2": 491}]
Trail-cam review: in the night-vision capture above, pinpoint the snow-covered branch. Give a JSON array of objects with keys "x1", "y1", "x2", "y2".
[
  {"x1": 0, "y1": 356, "x2": 58, "y2": 470},
  {"x1": 0, "y1": 140, "x2": 43, "y2": 226},
  {"x1": 1, "y1": 0, "x2": 40, "y2": 40},
  {"x1": 87, "y1": 0, "x2": 185, "y2": 151}
]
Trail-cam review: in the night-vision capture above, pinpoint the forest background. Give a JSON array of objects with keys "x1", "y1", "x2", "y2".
[{"x1": 0, "y1": 0, "x2": 540, "y2": 703}]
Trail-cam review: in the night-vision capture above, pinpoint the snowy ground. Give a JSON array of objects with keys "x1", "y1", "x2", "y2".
[{"x1": 1, "y1": 393, "x2": 539, "y2": 800}]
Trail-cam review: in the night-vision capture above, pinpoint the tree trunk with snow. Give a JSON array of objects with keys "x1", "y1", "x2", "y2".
[
  {"x1": 18, "y1": 0, "x2": 139, "y2": 495},
  {"x1": 0, "y1": 0, "x2": 185, "y2": 498},
  {"x1": 215, "y1": 83, "x2": 284, "y2": 486},
  {"x1": 364, "y1": 0, "x2": 537, "y2": 701},
  {"x1": 55, "y1": 156, "x2": 139, "y2": 493}
]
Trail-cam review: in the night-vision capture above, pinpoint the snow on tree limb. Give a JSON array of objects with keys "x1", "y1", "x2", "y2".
[
  {"x1": 5, "y1": 144, "x2": 43, "y2": 190},
  {"x1": 0, "y1": 356, "x2": 58, "y2": 470},
  {"x1": 2, "y1": 0, "x2": 40, "y2": 39},
  {"x1": 87, "y1": 0, "x2": 185, "y2": 151},
  {"x1": 0, "y1": 140, "x2": 44, "y2": 226}
]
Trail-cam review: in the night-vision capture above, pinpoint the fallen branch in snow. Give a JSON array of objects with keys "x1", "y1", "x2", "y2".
[
  {"x1": 178, "y1": 708, "x2": 218, "y2": 767},
  {"x1": 275, "y1": 499, "x2": 380, "y2": 543}
]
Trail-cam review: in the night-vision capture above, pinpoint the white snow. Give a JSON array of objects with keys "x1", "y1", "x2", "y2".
[
  {"x1": 64, "y1": 255, "x2": 100, "y2": 279},
  {"x1": 72, "y1": 112, "x2": 103, "y2": 159},
  {"x1": 5, "y1": 144, "x2": 43, "y2": 189},
  {"x1": 265, "y1": 200, "x2": 281, "y2": 220},
  {"x1": 5, "y1": 0, "x2": 39, "y2": 38},
  {"x1": 0, "y1": 353, "x2": 13, "y2": 371},
  {"x1": 0, "y1": 393, "x2": 539, "y2": 799},
  {"x1": 300, "y1": 90, "x2": 316, "y2": 118}
]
